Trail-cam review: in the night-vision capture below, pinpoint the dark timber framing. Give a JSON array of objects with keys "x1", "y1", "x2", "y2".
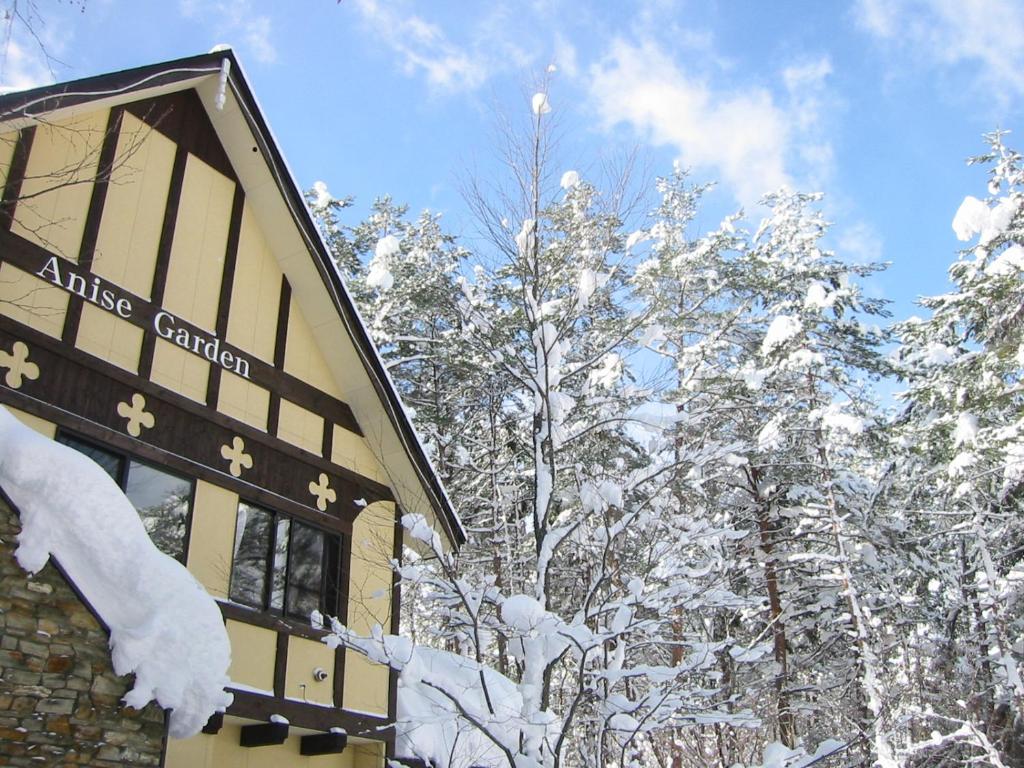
[
  {"x1": 0, "y1": 50, "x2": 468, "y2": 758},
  {"x1": 62, "y1": 106, "x2": 125, "y2": 346},
  {"x1": 0, "y1": 228, "x2": 363, "y2": 434},
  {"x1": 266, "y1": 277, "x2": 290, "y2": 438},
  {"x1": 0, "y1": 126, "x2": 34, "y2": 231},
  {"x1": 0, "y1": 319, "x2": 390, "y2": 521},
  {"x1": 0, "y1": 49, "x2": 463, "y2": 546},
  {"x1": 206, "y1": 184, "x2": 245, "y2": 409}
]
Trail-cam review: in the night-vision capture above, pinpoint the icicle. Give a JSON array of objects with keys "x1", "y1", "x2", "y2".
[{"x1": 214, "y1": 57, "x2": 231, "y2": 111}]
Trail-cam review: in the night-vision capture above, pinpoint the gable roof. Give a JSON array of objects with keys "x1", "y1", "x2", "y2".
[{"x1": 0, "y1": 50, "x2": 465, "y2": 547}]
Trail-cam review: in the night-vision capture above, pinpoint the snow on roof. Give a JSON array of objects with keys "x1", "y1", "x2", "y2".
[{"x1": 0, "y1": 406, "x2": 232, "y2": 738}]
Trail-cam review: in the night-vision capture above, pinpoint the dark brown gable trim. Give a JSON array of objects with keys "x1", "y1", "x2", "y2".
[
  {"x1": 62, "y1": 106, "x2": 125, "y2": 346},
  {"x1": 126, "y1": 90, "x2": 237, "y2": 183},
  {"x1": 0, "y1": 54, "x2": 225, "y2": 122},
  {"x1": 0, "y1": 228, "x2": 362, "y2": 435},
  {"x1": 0, "y1": 126, "x2": 35, "y2": 231}
]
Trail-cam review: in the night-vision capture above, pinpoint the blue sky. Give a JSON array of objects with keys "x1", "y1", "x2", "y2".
[{"x1": 4, "y1": 0, "x2": 1024, "y2": 324}]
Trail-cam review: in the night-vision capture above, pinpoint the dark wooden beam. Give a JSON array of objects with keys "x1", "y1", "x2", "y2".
[
  {"x1": 0, "y1": 126, "x2": 35, "y2": 231},
  {"x1": 300, "y1": 731, "x2": 347, "y2": 756},
  {"x1": 201, "y1": 712, "x2": 223, "y2": 735},
  {"x1": 239, "y1": 721, "x2": 289, "y2": 747},
  {"x1": 226, "y1": 688, "x2": 393, "y2": 739}
]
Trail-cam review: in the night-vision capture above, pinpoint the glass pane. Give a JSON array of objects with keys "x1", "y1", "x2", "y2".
[
  {"x1": 125, "y1": 461, "x2": 191, "y2": 561},
  {"x1": 57, "y1": 434, "x2": 123, "y2": 483},
  {"x1": 286, "y1": 522, "x2": 324, "y2": 621},
  {"x1": 269, "y1": 517, "x2": 290, "y2": 612},
  {"x1": 230, "y1": 503, "x2": 272, "y2": 608}
]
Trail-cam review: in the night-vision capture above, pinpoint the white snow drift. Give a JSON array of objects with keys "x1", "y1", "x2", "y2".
[{"x1": 0, "y1": 406, "x2": 232, "y2": 738}]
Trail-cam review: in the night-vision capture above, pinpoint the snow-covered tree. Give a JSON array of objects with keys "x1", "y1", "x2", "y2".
[{"x1": 888, "y1": 131, "x2": 1024, "y2": 766}]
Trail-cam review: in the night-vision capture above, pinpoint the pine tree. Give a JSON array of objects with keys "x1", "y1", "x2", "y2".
[{"x1": 890, "y1": 131, "x2": 1024, "y2": 766}]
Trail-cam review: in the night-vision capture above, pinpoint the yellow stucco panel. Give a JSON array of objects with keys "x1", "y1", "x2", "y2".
[
  {"x1": 226, "y1": 202, "x2": 280, "y2": 363},
  {"x1": 91, "y1": 112, "x2": 176, "y2": 298},
  {"x1": 4, "y1": 405, "x2": 55, "y2": 438},
  {"x1": 12, "y1": 109, "x2": 108, "y2": 261},
  {"x1": 0, "y1": 130, "x2": 17, "y2": 192},
  {"x1": 161, "y1": 154, "x2": 234, "y2": 331},
  {"x1": 217, "y1": 369, "x2": 270, "y2": 431},
  {"x1": 331, "y1": 425, "x2": 388, "y2": 485},
  {"x1": 342, "y1": 501, "x2": 396, "y2": 717},
  {"x1": 186, "y1": 480, "x2": 238, "y2": 600},
  {"x1": 225, "y1": 620, "x2": 276, "y2": 694},
  {"x1": 283, "y1": 296, "x2": 343, "y2": 399},
  {"x1": 285, "y1": 635, "x2": 335, "y2": 707},
  {"x1": 347, "y1": 501, "x2": 395, "y2": 635},
  {"x1": 342, "y1": 651, "x2": 389, "y2": 717},
  {"x1": 167, "y1": 724, "x2": 362, "y2": 768},
  {"x1": 351, "y1": 742, "x2": 385, "y2": 768},
  {"x1": 75, "y1": 302, "x2": 143, "y2": 372},
  {"x1": 276, "y1": 397, "x2": 323, "y2": 456},
  {"x1": 150, "y1": 337, "x2": 210, "y2": 404},
  {"x1": 0, "y1": 262, "x2": 70, "y2": 339}
]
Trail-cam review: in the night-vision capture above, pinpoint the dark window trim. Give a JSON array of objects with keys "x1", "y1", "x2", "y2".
[{"x1": 55, "y1": 428, "x2": 196, "y2": 563}]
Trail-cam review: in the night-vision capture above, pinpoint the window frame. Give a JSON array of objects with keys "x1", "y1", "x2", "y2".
[
  {"x1": 228, "y1": 498, "x2": 345, "y2": 625},
  {"x1": 55, "y1": 429, "x2": 197, "y2": 563}
]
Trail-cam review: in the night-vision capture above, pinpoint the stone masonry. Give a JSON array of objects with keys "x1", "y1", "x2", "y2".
[{"x1": 0, "y1": 494, "x2": 167, "y2": 766}]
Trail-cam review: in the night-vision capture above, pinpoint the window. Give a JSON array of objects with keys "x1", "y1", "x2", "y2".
[
  {"x1": 229, "y1": 501, "x2": 342, "y2": 623},
  {"x1": 56, "y1": 433, "x2": 193, "y2": 562}
]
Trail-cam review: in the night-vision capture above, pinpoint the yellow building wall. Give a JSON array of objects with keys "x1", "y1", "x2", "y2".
[
  {"x1": 285, "y1": 636, "x2": 335, "y2": 707},
  {"x1": 225, "y1": 620, "x2": 277, "y2": 694},
  {"x1": 0, "y1": 262, "x2": 70, "y2": 339},
  {"x1": 283, "y1": 296, "x2": 343, "y2": 399},
  {"x1": 217, "y1": 370, "x2": 270, "y2": 431},
  {"x1": 75, "y1": 303, "x2": 143, "y2": 372},
  {"x1": 11, "y1": 110, "x2": 107, "y2": 260},
  {"x1": 331, "y1": 425, "x2": 388, "y2": 485},
  {"x1": 150, "y1": 337, "x2": 210, "y2": 403},
  {"x1": 186, "y1": 480, "x2": 238, "y2": 599},
  {"x1": 161, "y1": 154, "x2": 234, "y2": 331},
  {"x1": 277, "y1": 398, "x2": 323, "y2": 456},
  {"x1": 226, "y1": 203, "x2": 280, "y2": 363},
  {"x1": 91, "y1": 112, "x2": 176, "y2": 298},
  {"x1": 166, "y1": 724, "x2": 369, "y2": 768},
  {"x1": 343, "y1": 501, "x2": 395, "y2": 716}
]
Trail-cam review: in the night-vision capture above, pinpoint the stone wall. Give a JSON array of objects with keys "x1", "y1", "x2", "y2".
[{"x1": 0, "y1": 494, "x2": 167, "y2": 766}]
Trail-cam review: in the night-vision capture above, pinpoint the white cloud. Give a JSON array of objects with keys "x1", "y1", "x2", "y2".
[
  {"x1": 588, "y1": 39, "x2": 834, "y2": 208},
  {"x1": 855, "y1": 0, "x2": 1024, "y2": 100},
  {"x1": 179, "y1": 0, "x2": 277, "y2": 64},
  {"x1": 552, "y1": 32, "x2": 579, "y2": 79},
  {"x1": 349, "y1": 0, "x2": 487, "y2": 91},
  {"x1": 0, "y1": 40, "x2": 54, "y2": 92},
  {"x1": 836, "y1": 220, "x2": 884, "y2": 264},
  {"x1": 0, "y1": 7, "x2": 74, "y2": 92}
]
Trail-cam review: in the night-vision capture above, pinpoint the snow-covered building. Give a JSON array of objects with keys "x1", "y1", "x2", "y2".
[{"x1": 0, "y1": 50, "x2": 463, "y2": 767}]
